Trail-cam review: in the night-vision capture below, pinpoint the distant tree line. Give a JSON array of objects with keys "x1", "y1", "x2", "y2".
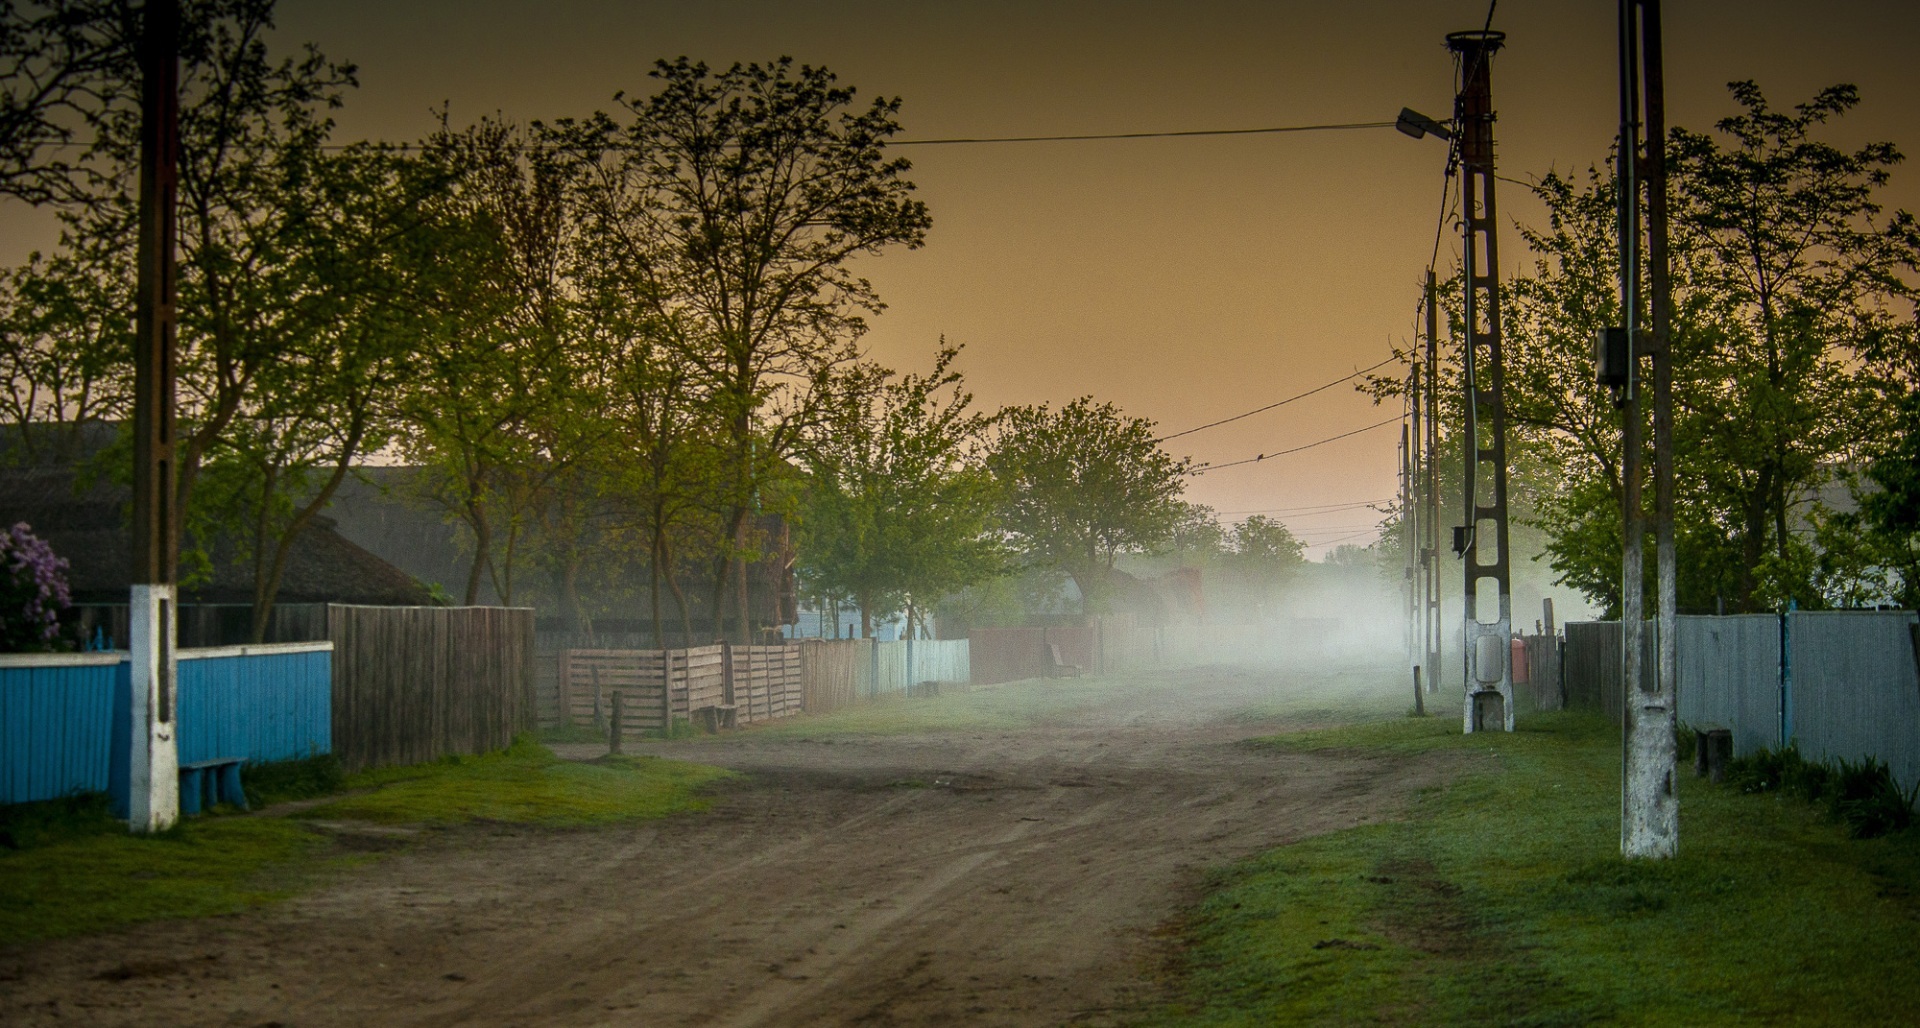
[{"x1": 0, "y1": 0, "x2": 1263, "y2": 644}]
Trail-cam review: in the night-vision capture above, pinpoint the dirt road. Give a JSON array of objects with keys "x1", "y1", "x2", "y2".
[{"x1": 2, "y1": 666, "x2": 1457, "y2": 1027}]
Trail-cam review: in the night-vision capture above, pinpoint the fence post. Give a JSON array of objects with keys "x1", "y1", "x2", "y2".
[
  {"x1": 590, "y1": 662, "x2": 605, "y2": 733},
  {"x1": 558, "y1": 651, "x2": 571, "y2": 727},
  {"x1": 609, "y1": 689, "x2": 624, "y2": 754}
]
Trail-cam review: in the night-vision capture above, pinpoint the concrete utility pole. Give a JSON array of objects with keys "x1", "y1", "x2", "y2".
[
  {"x1": 127, "y1": 0, "x2": 181, "y2": 833},
  {"x1": 1424, "y1": 270, "x2": 1442, "y2": 694},
  {"x1": 1615, "y1": 0, "x2": 1679, "y2": 859},
  {"x1": 1447, "y1": 30, "x2": 1515, "y2": 733},
  {"x1": 1403, "y1": 416, "x2": 1423, "y2": 714}
]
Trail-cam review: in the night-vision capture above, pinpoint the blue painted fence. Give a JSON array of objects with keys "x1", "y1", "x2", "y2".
[{"x1": 2, "y1": 642, "x2": 332, "y2": 807}]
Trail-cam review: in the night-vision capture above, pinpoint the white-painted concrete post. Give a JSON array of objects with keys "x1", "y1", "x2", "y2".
[{"x1": 127, "y1": 584, "x2": 179, "y2": 833}]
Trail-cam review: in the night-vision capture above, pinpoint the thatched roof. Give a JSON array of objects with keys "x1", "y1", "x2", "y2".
[{"x1": 0, "y1": 467, "x2": 430, "y2": 606}]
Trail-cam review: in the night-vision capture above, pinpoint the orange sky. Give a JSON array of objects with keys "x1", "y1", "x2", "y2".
[{"x1": 6, "y1": 0, "x2": 1918, "y2": 564}]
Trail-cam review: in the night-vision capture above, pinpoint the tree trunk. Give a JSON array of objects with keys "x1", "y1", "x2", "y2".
[
  {"x1": 463, "y1": 493, "x2": 492, "y2": 606},
  {"x1": 859, "y1": 589, "x2": 873, "y2": 640},
  {"x1": 663, "y1": 534, "x2": 696, "y2": 648}
]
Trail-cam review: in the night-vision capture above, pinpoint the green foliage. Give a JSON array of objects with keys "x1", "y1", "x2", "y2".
[
  {"x1": 986, "y1": 396, "x2": 1189, "y2": 613},
  {"x1": 798, "y1": 343, "x2": 1005, "y2": 634},
  {"x1": 1418, "y1": 81, "x2": 1920, "y2": 616},
  {"x1": 1728, "y1": 744, "x2": 1917, "y2": 839},
  {"x1": 1149, "y1": 711, "x2": 1920, "y2": 1025}
]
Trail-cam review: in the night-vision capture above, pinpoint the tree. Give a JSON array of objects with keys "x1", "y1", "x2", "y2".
[
  {"x1": 798, "y1": 343, "x2": 1004, "y2": 638},
  {"x1": 584, "y1": 56, "x2": 931, "y2": 642},
  {"x1": 986, "y1": 397, "x2": 1188, "y2": 614},
  {"x1": 0, "y1": 0, "x2": 134, "y2": 204}
]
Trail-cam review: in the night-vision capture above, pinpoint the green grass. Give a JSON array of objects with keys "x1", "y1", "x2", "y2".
[
  {"x1": 0, "y1": 737, "x2": 730, "y2": 944},
  {"x1": 1146, "y1": 710, "x2": 1920, "y2": 1026},
  {"x1": 0, "y1": 815, "x2": 329, "y2": 944},
  {"x1": 309, "y1": 736, "x2": 733, "y2": 825}
]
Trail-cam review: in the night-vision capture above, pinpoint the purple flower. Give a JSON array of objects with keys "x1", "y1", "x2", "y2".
[{"x1": 1, "y1": 522, "x2": 72, "y2": 651}]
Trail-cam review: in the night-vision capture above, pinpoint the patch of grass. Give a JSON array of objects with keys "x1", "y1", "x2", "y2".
[
  {"x1": 744, "y1": 677, "x2": 1122, "y2": 738},
  {"x1": 1144, "y1": 709, "x2": 1920, "y2": 1026},
  {"x1": 0, "y1": 791, "x2": 124, "y2": 851},
  {"x1": 0, "y1": 737, "x2": 731, "y2": 944},
  {"x1": 538, "y1": 721, "x2": 609, "y2": 745},
  {"x1": 242, "y1": 753, "x2": 345, "y2": 808},
  {"x1": 0, "y1": 815, "x2": 327, "y2": 944},
  {"x1": 307, "y1": 735, "x2": 733, "y2": 826}
]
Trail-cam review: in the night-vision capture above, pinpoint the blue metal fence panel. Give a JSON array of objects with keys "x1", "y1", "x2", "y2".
[
  {"x1": 177, "y1": 646, "x2": 333, "y2": 765},
  {"x1": 1675, "y1": 615, "x2": 1781, "y2": 757},
  {"x1": 0, "y1": 656, "x2": 120, "y2": 805},
  {"x1": 5, "y1": 645, "x2": 331, "y2": 809}
]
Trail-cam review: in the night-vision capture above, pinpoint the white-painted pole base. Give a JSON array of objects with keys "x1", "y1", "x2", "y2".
[
  {"x1": 1622, "y1": 697, "x2": 1678, "y2": 858},
  {"x1": 127, "y1": 583, "x2": 179, "y2": 833}
]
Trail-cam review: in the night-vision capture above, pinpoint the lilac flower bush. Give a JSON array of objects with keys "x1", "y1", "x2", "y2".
[{"x1": 1, "y1": 523, "x2": 73, "y2": 652}]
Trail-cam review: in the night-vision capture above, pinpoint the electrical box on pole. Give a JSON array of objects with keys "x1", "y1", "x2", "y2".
[{"x1": 1447, "y1": 29, "x2": 1514, "y2": 733}]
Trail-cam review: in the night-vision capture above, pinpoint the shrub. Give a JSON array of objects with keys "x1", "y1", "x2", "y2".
[
  {"x1": 1826, "y1": 756, "x2": 1917, "y2": 840},
  {"x1": 0, "y1": 522, "x2": 72, "y2": 652}
]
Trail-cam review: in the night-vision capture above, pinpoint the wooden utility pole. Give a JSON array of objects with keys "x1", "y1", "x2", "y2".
[
  {"x1": 1618, "y1": 0, "x2": 1679, "y2": 859},
  {"x1": 127, "y1": 0, "x2": 181, "y2": 833},
  {"x1": 1448, "y1": 29, "x2": 1515, "y2": 733}
]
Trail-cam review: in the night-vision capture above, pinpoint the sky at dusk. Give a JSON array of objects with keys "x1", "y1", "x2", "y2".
[{"x1": 7, "y1": 0, "x2": 1919, "y2": 562}]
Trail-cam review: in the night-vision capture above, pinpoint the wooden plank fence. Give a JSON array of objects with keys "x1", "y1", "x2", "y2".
[
  {"x1": 797, "y1": 639, "x2": 868, "y2": 714},
  {"x1": 328, "y1": 605, "x2": 536, "y2": 773},
  {"x1": 559, "y1": 644, "x2": 800, "y2": 732}
]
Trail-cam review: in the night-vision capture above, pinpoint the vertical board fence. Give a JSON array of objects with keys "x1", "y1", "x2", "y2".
[
  {"x1": 1564, "y1": 612, "x2": 1920, "y2": 793},
  {"x1": 733, "y1": 645, "x2": 804, "y2": 721},
  {"x1": 328, "y1": 605, "x2": 536, "y2": 773},
  {"x1": 175, "y1": 644, "x2": 333, "y2": 765},
  {"x1": 797, "y1": 639, "x2": 868, "y2": 714}
]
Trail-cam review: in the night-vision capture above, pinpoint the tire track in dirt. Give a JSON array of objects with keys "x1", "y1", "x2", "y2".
[{"x1": 0, "y1": 669, "x2": 1464, "y2": 1028}]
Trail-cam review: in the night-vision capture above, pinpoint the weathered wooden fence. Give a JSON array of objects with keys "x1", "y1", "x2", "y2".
[
  {"x1": 1564, "y1": 612, "x2": 1920, "y2": 792},
  {"x1": 557, "y1": 644, "x2": 801, "y2": 732},
  {"x1": 327, "y1": 605, "x2": 536, "y2": 773},
  {"x1": 797, "y1": 639, "x2": 868, "y2": 714}
]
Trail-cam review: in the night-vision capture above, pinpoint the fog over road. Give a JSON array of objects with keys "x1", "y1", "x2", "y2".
[{"x1": 3, "y1": 666, "x2": 1459, "y2": 1027}]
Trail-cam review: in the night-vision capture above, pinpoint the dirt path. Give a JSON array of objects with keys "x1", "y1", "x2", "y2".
[{"x1": 2, "y1": 666, "x2": 1457, "y2": 1027}]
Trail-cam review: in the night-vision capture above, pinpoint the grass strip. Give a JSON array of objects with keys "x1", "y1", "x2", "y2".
[
  {"x1": 0, "y1": 737, "x2": 730, "y2": 944},
  {"x1": 310, "y1": 736, "x2": 733, "y2": 825},
  {"x1": 1146, "y1": 710, "x2": 1920, "y2": 1026}
]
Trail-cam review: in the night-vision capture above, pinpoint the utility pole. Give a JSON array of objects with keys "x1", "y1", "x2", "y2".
[
  {"x1": 128, "y1": 0, "x2": 181, "y2": 833},
  {"x1": 1615, "y1": 0, "x2": 1679, "y2": 859},
  {"x1": 1447, "y1": 29, "x2": 1515, "y2": 733},
  {"x1": 1424, "y1": 270, "x2": 1442, "y2": 695},
  {"x1": 1403, "y1": 416, "x2": 1423, "y2": 714}
]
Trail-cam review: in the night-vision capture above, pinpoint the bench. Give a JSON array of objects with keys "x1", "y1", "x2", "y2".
[
  {"x1": 179, "y1": 758, "x2": 247, "y2": 815},
  {"x1": 1692, "y1": 724, "x2": 1733, "y2": 783},
  {"x1": 1045, "y1": 643, "x2": 1083, "y2": 679},
  {"x1": 693, "y1": 704, "x2": 738, "y2": 733}
]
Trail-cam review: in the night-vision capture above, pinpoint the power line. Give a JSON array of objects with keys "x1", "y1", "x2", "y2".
[
  {"x1": 1157, "y1": 354, "x2": 1400, "y2": 443},
  {"x1": 890, "y1": 120, "x2": 1396, "y2": 146},
  {"x1": 1213, "y1": 497, "x2": 1392, "y2": 517},
  {"x1": 1188, "y1": 414, "x2": 1402, "y2": 475}
]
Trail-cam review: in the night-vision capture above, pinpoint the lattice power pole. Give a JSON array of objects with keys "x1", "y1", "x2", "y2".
[
  {"x1": 1448, "y1": 30, "x2": 1514, "y2": 733},
  {"x1": 127, "y1": 0, "x2": 181, "y2": 832}
]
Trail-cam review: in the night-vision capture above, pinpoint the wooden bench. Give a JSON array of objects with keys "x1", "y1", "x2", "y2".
[
  {"x1": 1045, "y1": 643, "x2": 1083, "y2": 679},
  {"x1": 179, "y1": 758, "x2": 247, "y2": 815},
  {"x1": 693, "y1": 704, "x2": 738, "y2": 733},
  {"x1": 1693, "y1": 724, "x2": 1733, "y2": 783}
]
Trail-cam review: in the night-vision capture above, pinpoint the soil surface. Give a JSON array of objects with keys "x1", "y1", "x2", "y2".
[{"x1": 2, "y1": 665, "x2": 1459, "y2": 1027}]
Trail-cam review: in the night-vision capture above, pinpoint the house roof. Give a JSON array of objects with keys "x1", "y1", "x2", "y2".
[{"x1": 0, "y1": 466, "x2": 431, "y2": 606}]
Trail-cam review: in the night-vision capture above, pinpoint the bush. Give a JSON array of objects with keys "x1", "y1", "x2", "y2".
[
  {"x1": 0, "y1": 522, "x2": 72, "y2": 652},
  {"x1": 1723, "y1": 745, "x2": 1914, "y2": 839},
  {"x1": 1826, "y1": 756, "x2": 1917, "y2": 840}
]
